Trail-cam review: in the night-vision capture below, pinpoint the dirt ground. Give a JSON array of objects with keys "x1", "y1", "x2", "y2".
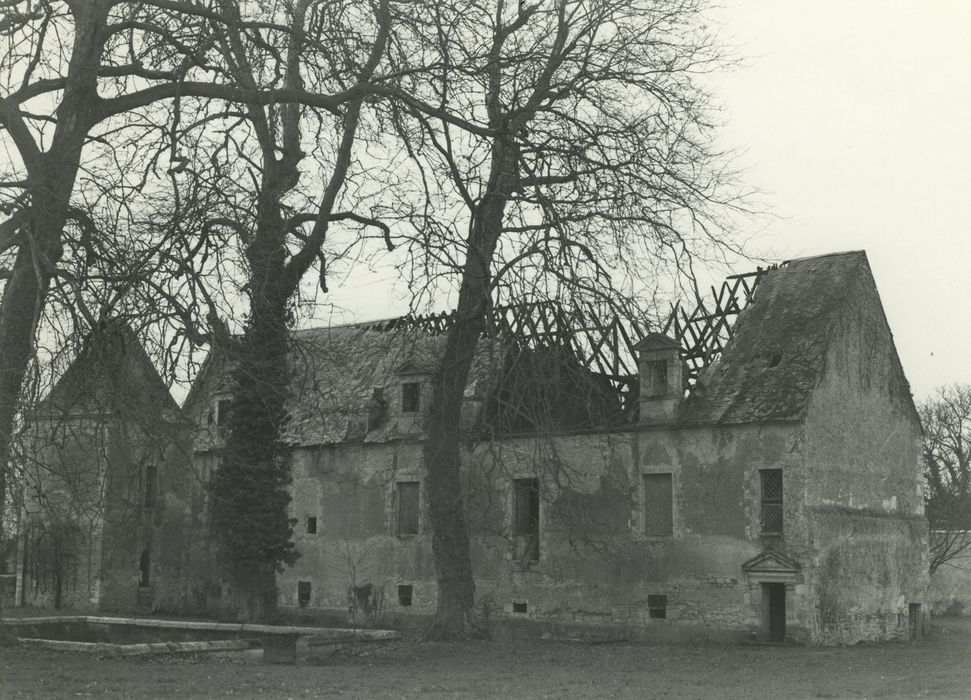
[{"x1": 1, "y1": 618, "x2": 970, "y2": 699}]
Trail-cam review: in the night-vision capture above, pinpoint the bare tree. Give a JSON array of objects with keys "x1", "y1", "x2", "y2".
[
  {"x1": 0, "y1": 0, "x2": 231, "y2": 590},
  {"x1": 920, "y1": 385, "x2": 971, "y2": 574},
  {"x1": 0, "y1": 2, "x2": 384, "y2": 614},
  {"x1": 166, "y1": 0, "x2": 394, "y2": 619},
  {"x1": 384, "y1": 0, "x2": 747, "y2": 638}
]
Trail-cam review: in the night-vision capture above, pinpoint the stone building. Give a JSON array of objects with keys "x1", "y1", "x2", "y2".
[
  {"x1": 15, "y1": 322, "x2": 186, "y2": 611},
  {"x1": 16, "y1": 251, "x2": 930, "y2": 644}
]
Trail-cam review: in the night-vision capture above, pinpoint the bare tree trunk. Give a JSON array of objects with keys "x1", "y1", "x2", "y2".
[
  {"x1": 423, "y1": 142, "x2": 517, "y2": 639},
  {"x1": 0, "y1": 4, "x2": 110, "y2": 609}
]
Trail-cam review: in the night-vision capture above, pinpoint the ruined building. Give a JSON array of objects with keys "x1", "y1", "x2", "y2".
[
  {"x1": 15, "y1": 251, "x2": 929, "y2": 644},
  {"x1": 15, "y1": 323, "x2": 187, "y2": 610}
]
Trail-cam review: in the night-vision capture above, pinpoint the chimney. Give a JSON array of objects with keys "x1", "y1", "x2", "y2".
[{"x1": 634, "y1": 333, "x2": 683, "y2": 424}]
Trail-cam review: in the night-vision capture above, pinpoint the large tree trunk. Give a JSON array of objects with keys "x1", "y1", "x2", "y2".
[
  {"x1": 207, "y1": 170, "x2": 298, "y2": 622},
  {"x1": 0, "y1": 236, "x2": 57, "y2": 588},
  {"x1": 0, "y1": 4, "x2": 110, "y2": 616},
  {"x1": 423, "y1": 311, "x2": 485, "y2": 639},
  {"x1": 423, "y1": 141, "x2": 517, "y2": 640}
]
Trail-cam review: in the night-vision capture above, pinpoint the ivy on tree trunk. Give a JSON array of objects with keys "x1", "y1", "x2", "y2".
[{"x1": 207, "y1": 186, "x2": 298, "y2": 621}]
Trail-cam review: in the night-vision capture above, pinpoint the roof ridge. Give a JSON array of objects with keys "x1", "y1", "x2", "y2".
[{"x1": 783, "y1": 250, "x2": 866, "y2": 265}]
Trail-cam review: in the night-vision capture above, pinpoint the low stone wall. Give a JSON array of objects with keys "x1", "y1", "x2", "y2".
[{"x1": 929, "y1": 565, "x2": 971, "y2": 616}]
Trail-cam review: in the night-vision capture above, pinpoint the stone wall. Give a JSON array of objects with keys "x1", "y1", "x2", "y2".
[
  {"x1": 799, "y1": 269, "x2": 928, "y2": 643},
  {"x1": 272, "y1": 423, "x2": 808, "y2": 641},
  {"x1": 19, "y1": 418, "x2": 109, "y2": 610}
]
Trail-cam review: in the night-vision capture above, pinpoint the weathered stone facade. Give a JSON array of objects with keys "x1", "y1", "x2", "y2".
[
  {"x1": 17, "y1": 251, "x2": 930, "y2": 645},
  {"x1": 15, "y1": 323, "x2": 187, "y2": 612}
]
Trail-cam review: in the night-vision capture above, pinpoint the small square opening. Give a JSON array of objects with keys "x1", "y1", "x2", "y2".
[
  {"x1": 306, "y1": 516, "x2": 317, "y2": 534},
  {"x1": 512, "y1": 601, "x2": 528, "y2": 614},
  {"x1": 648, "y1": 594, "x2": 667, "y2": 619},
  {"x1": 397, "y1": 584, "x2": 413, "y2": 607},
  {"x1": 298, "y1": 580, "x2": 311, "y2": 608}
]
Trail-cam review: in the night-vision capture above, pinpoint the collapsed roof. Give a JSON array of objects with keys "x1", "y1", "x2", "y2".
[{"x1": 185, "y1": 250, "x2": 911, "y2": 445}]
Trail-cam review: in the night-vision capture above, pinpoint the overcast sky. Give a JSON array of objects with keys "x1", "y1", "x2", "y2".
[
  {"x1": 323, "y1": 0, "x2": 971, "y2": 402},
  {"x1": 710, "y1": 0, "x2": 971, "y2": 400}
]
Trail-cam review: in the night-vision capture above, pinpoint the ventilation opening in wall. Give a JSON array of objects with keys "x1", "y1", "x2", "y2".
[
  {"x1": 648, "y1": 594, "x2": 667, "y2": 619},
  {"x1": 298, "y1": 581, "x2": 311, "y2": 608},
  {"x1": 306, "y1": 516, "x2": 317, "y2": 534},
  {"x1": 512, "y1": 601, "x2": 528, "y2": 614},
  {"x1": 764, "y1": 352, "x2": 783, "y2": 368},
  {"x1": 397, "y1": 584, "x2": 413, "y2": 607}
]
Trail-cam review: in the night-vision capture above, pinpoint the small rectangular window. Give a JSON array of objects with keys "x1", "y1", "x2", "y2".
[
  {"x1": 401, "y1": 382, "x2": 421, "y2": 413},
  {"x1": 512, "y1": 601, "x2": 528, "y2": 614},
  {"x1": 397, "y1": 481, "x2": 420, "y2": 535},
  {"x1": 643, "y1": 473, "x2": 673, "y2": 536},
  {"x1": 645, "y1": 360, "x2": 668, "y2": 397},
  {"x1": 648, "y1": 594, "x2": 667, "y2": 619},
  {"x1": 760, "y1": 469, "x2": 784, "y2": 534},
  {"x1": 397, "y1": 584, "x2": 413, "y2": 607},
  {"x1": 298, "y1": 580, "x2": 311, "y2": 608},
  {"x1": 513, "y1": 478, "x2": 540, "y2": 562},
  {"x1": 306, "y1": 516, "x2": 317, "y2": 534},
  {"x1": 215, "y1": 398, "x2": 233, "y2": 429},
  {"x1": 144, "y1": 465, "x2": 157, "y2": 508}
]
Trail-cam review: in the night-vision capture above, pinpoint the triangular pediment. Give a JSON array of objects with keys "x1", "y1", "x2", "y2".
[
  {"x1": 634, "y1": 333, "x2": 680, "y2": 351},
  {"x1": 396, "y1": 360, "x2": 431, "y2": 376},
  {"x1": 742, "y1": 550, "x2": 800, "y2": 574}
]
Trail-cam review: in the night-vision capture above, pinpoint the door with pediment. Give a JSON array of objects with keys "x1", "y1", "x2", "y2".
[{"x1": 742, "y1": 550, "x2": 800, "y2": 643}]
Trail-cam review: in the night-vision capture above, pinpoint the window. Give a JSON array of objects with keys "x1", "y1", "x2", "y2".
[
  {"x1": 401, "y1": 382, "x2": 421, "y2": 413},
  {"x1": 306, "y1": 516, "x2": 317, "y2": 535},
  {"x1": 298, "y1": 580, "x2": 311, "y2": 607},
  {"x1": 144, "y1": 465, "x2": 157, "y2": 508},
  {"x1": 512, "y1": 601, "x2": 528, "y2": 614},
  {"x1": 215, "y1": 398, "x2": 232, "y2": 429},
  {"x1": 397, "y1": 584, "x2": 413, "y2": 607},
  {"x1": 648, "y1": 594, "x2": 667, "y2": 619},
  {"x1": 760, "y1": 469, "x2": 784, "y2": 534},
  {"x1": 643, "y1": 473, "x2": 673, "y2": 536},
  {"x1": 645, "y1": 360, "x2": 668, "y2": 397},
  {"x1": 139, "y1": 548, "x2": 151, "y2": 587},
  {"x1": 513, "y1": 478, "x2": 540, "y2": 562},
  {"x1": 397, "y1": 481, "x2": 420, "y2": 535}
]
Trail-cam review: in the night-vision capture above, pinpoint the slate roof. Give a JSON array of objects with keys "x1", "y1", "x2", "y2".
[
  {"x1": 34, "y1": 320, "x2": 180, "y2": 420},
  {"x1": 677, "y1": 250, "x2": 873, "y2": 425},
  {"x1": 284, "y1": 325, "x2": 503, "y2": 445},
  {"x1": 188, "y1": 323, "x2": 505, "y2": 449},
  {"x1": 186, "y1": 250, "x2": 904, "y2": 443}
]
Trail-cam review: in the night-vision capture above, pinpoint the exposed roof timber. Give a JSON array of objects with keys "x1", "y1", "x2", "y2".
[
  {"x1": 359, "y1": 265, "x2": 777, "y2": 393},
  {"x1": 663, "y1": 267, "x2": 775, "y2": 385}
]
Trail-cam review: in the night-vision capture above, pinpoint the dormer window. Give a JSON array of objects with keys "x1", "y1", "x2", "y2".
[
  {"x1": 645, "y1": 360, "x2": 668, "y2": 398},
  {"x1": 401, "y1": 382, "x2": 421, "y2": 413},
  {"x1": 396, "y1": 361, "x2": 429, "y2": 423},
  {"x1": 634, "y1": 333, "x2": 683, "y2": 424}
]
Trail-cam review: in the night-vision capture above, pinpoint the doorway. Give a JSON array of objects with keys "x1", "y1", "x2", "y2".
[
  {"x1": 762, "y1": 582, "x2": 786, "y2": 642},
  {"x1": 908, "y1": 603, "x2": 921, "y2": 641}
]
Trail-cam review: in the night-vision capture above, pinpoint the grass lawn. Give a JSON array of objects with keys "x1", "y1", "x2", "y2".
[{"x1": 1, "y1": 618, "x2": 969, "y2": 698}]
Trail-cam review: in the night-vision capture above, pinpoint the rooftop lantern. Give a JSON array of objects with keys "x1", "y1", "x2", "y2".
[{"x1": 634, "y1": 333, "x2": 683, "y2": 424}]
